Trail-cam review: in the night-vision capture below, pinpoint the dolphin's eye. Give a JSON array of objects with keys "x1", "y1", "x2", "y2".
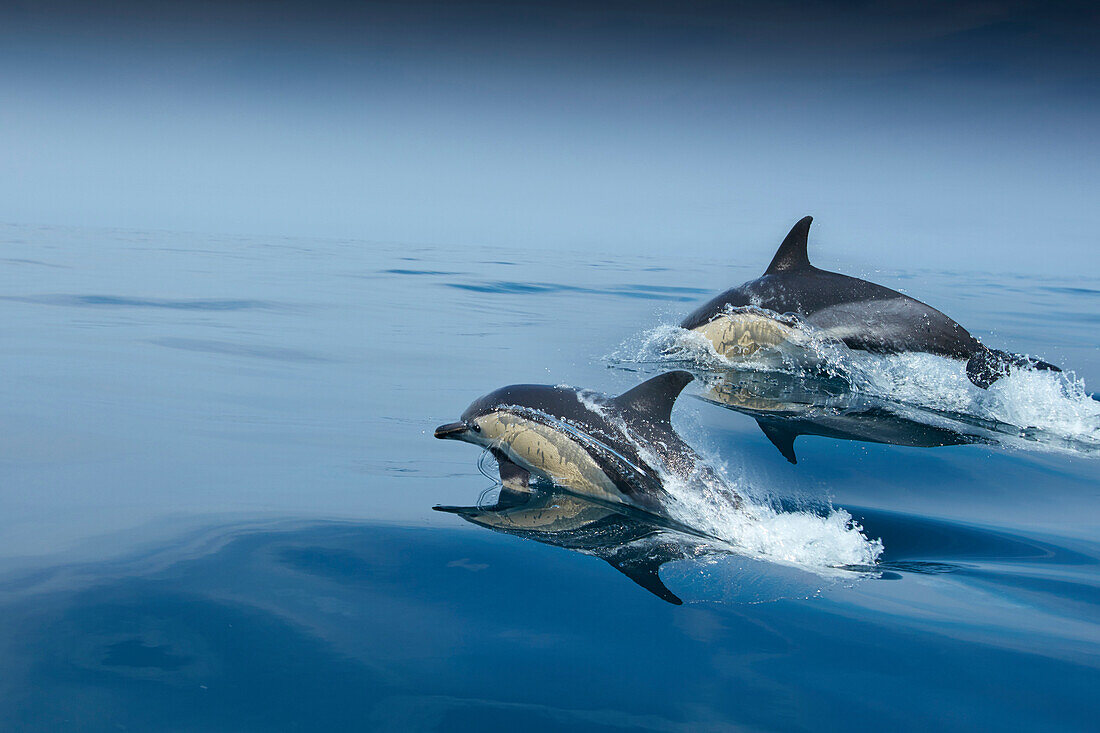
[{"x1": 468, "y1": 422, "x2": 481, "y2": 433}]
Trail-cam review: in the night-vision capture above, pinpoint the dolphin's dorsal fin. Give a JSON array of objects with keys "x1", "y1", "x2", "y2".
[
  {"x1": 764, "y1": 216, "x2": 813, "y2": 275},
  {"x1": 612, "y1": 371, "x2": 694, "y2": 425},
  {"x1": 757, "y1": 420, "x2": 799, "y2": 464},
  {"x1": 606, "y1": 557, "x2": 683, "y2": 605}
]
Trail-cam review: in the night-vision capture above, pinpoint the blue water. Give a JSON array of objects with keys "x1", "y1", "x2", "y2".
[{"x1": 0, "y1": 222, "x2": 1098, "y2": 731}]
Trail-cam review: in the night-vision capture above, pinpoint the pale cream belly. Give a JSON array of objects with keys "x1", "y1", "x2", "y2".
[
  {"x1": 691, "y1": 310, "x2": 797, "y2": 359},
  {"x1": 479, "y1": 412, "x2": 626, "y2": 505}
]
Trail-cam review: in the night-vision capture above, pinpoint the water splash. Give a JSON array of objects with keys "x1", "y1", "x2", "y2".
[
  {"x1": 638, "y1": 447, "x2": 883, "y2": 570},
  {"x1": 594, "y1": 407, "x2": 885, "y2": 571},
  {"x1": 845, "y1": 352, "x2": 1100, "y2": 449},
  {"x1": 610, "y1": 319, "x2": 1100, "y2": 455}
]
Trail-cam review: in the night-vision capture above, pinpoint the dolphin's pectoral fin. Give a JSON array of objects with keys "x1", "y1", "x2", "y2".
[
  {"x1": 611, "y1": 371, "x2": 695, "y2": 426},
  {"x1": 764, "y1": 216, "x2": 814, "y2": 274},
  {"x1": 495, "y1": 452, "x2": 534, "y2": 505},
  {"x1": 757, "y1": 420, "x2": 799, "y2": 464},
  {"x1": 966, "y1": 348, "x2": 1063, "y2": 388},
  {"x1": 605, "y1": 556, "x2": 683, "y2": 605}
]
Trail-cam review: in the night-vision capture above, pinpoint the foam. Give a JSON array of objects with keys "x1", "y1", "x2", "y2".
[
  {"x1": 612, "y1": 320, "x2": 1100, "y2": 456},
  {"x1": 605, "y1": 412, "x2": 884, "y2": 571},
  {"x1": 845, "y1": 352, "x2": 1100, "y2": 452}
]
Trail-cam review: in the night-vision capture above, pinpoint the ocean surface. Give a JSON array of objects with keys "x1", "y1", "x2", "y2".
[{"x1": 0, "y1": 222, "x2": 1098, "y2": 731}]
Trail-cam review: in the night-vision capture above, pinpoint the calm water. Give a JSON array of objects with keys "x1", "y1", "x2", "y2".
[{"x1": 1, "y1": 222, "x2": 1098, "y2": 731}]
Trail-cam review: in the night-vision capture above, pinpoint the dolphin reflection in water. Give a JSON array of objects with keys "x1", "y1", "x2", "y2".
[
  {"x1": 435, "y1": 488, "x2": 715, "y2": 604},
  {"x1": 698, "y1": 369, "x2": 989, "y2": 464}
]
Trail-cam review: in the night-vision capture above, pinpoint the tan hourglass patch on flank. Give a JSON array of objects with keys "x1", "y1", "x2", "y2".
[
  {"x1": 692, "y1": 310, "x2": 796, "y2": 359},
  {"x1": 476, "y1": 412, "x2": 625, "y2": 505}
]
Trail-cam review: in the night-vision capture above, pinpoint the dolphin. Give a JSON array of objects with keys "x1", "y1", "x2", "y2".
[
  {"x1": 680, "y1": 216, "x2": 1061, "y2": 388},
  {"x1": 434, "y1": 488, "x2": 712, "y2": 604},
  {"x1": 434, "y1": 371, "x2": 733, "y2": 519},
  {"x1": 699, "y1": 369, "x2": 986, "y2": 464}
]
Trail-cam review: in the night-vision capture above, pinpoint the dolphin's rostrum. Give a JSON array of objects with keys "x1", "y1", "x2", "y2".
[{"x1": 681, "y1": 217, "x2": 1061, "y2": 388}]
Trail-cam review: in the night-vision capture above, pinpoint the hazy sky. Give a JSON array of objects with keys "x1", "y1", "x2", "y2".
[{"x1": 2, "y1": 1, "x2": 1098, "y2": 273}]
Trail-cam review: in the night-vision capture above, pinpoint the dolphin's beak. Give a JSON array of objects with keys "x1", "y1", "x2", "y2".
[{"x1": 434, "y1": 422, "x2": 468, "y2": 440}]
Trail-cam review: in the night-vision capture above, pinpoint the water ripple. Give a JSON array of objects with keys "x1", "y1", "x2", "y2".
[
  {"x1": 381, "y1": 268, "x2": 462, "y2": 276},
  {"x1": 443, "y1": 280, "x2": 709, "y2": 301},
  {"x1": 2, "y1": 294, "x2": 275, "y2": 311},
  {"x1": 151, "y1": 337, "x2": 330, "y2": 362}
]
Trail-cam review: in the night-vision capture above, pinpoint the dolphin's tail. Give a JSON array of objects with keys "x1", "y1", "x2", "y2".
[{"x1": 966, "y1": 348, "x2": 1062, "y2": 389}]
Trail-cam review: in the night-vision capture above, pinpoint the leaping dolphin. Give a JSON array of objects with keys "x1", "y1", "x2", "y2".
[
  {"x1": 681, "y1": 217, "x2": 1061, "y2": 388},
  {"x1": 434, "y1": 371, "x2": 734, "y2": 520}
]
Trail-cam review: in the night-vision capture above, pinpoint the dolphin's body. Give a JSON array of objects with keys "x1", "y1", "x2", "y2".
[
  {"x1": 700, "y1": 370, "x2": 985, "y2": 464},
  {"x1": 434, "y1": 371, "x2": 731, "y2": 518},
  {"x1": 435, "y1": 489, "x2": 709, "y2": 604},
  {"x1": 681, "y1": 217, "x2": 1060, "y2": 388}
]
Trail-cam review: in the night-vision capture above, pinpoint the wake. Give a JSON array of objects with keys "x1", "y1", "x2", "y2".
[{"x1": 609, "y1": 320, "x2": 1100, "y2": 456}]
